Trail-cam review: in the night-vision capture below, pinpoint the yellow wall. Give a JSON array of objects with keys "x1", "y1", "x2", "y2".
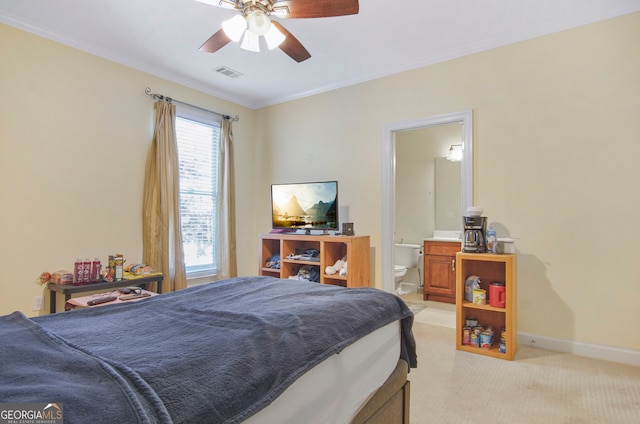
[
  {"x1": 1, "y1": 13, "x2": 639, "y2": 352},
  {"x1": 0, "y1": 24, "x2": 257, "y2": 314},
  {"x1": 257, "y1": 13, "x2": 640, "y2": 350}
]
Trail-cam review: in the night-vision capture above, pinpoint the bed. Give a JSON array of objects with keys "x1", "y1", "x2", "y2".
[{"x1": 1, "y1": 276, "x2": 416, "y2": 423}]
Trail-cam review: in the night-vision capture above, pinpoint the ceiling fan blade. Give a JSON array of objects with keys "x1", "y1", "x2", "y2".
[
  {"x1": 273, "y1": 0, "x2": 359, "y2": 19},
  {"x1": 272, "y1": 21, "x2": 311, "y2": 62},
  {"x1": 199, "y1": 28, "x2": 232, "y2": 53}
]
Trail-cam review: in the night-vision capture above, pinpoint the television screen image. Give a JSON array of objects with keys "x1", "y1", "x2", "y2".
[{"x1": 271, "y1": 181, "x2": 338, "y2": 231}]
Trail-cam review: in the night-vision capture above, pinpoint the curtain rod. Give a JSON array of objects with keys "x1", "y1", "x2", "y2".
[{"x1": 144, "y1": 87, "x2": 239, "y2": 122}]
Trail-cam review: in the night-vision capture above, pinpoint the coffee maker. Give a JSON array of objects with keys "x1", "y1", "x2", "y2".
[{"x1": 463, "y1": 216, "x2": 487, "y2": 253}]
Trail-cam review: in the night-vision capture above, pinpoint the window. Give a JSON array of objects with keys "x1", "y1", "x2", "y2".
[{"x1": 175, "y1": 105, "x2": 221, "y2": 277}]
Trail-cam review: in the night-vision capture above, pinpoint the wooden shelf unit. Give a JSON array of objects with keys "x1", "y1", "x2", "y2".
[
  {"x1": 455, "y1": 252, "x2": 517, "y2": 360},
  {"x1": 259, "y1": 233, "x2": 370, "y2": 288}
]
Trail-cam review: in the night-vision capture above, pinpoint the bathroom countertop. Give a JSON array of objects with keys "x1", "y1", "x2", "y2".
[
  {"x1": 426, "y1": 230, "x2": 462, "y2": 242},
  {"x1": 423, "y1": 238, "x2": 461, "y2": 242}
]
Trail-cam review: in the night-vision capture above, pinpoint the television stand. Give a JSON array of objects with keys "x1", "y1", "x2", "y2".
[{"x1": 259, "y1": 233, "x2": 370, "y2": 288}]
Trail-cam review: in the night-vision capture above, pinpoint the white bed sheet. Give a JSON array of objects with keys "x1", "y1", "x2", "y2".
[{"x1": 244, "y1": 320, "x2": 401, "y2": 424}]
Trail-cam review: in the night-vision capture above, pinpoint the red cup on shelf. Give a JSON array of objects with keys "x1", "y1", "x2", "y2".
[{"x1": 489, "y1": 282, "x2": 506, "y2": 308}]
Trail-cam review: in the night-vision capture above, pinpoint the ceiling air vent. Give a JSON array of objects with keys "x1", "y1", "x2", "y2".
[{"x1": 214, "y1": 66, "x2": 244, "y2": 79}]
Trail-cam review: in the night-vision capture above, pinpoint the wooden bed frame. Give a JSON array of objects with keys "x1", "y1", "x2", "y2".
[{"x1": 352, "y1": 359, "x2": 411, "y2": 424}]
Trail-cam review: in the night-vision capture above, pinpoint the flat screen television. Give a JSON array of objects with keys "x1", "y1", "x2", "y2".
[{"x1": 271, "y1": 181, "x2": 338, "y2": 232}]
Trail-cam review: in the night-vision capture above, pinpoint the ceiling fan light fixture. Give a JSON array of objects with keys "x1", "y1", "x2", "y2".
[
  {"x1": 217, "y1": 0, "x2": 239, "y2": 9},
  {"x1": 246, "y1": 10, "x2": 271, "y2": 36},
  {"x1": 240, "y1": 29, "x2": 260, "y2": 52},
  {"x1": 272, "y1": 6, "x2": 290, "y2": 17},
  {"x1": 264, "y1": 23, "x2": 285, "y2": 50},
  {"x1": 222, "y1": 15, "x2": 246, "y2": 42}
]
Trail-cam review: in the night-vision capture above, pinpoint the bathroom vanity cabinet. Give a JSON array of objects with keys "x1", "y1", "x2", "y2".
[
  {"x1": 259, "y1": 233, "x2": 370, "y2": 288},
  {"x1": 423, "y1": 240, "x2": 460, "y2": 304}
]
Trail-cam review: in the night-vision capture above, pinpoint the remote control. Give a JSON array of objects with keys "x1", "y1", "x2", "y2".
[
  {"x1": 119, "y1": 293, "x2": 151, "y2": 301},
  {"x1": 119, "y1": 287, "x2": 138, "y2": 294},
  {"x1": 87, "y1": 296, "x2": 118, "y2": 306}
]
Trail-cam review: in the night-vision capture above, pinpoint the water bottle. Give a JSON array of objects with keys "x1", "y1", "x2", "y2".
[{"x1": 486, "y1": 227, "x2": 497, "y2": 253}]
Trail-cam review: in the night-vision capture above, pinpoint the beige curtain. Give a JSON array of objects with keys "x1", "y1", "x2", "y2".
[
  {"x1": 216, "y1": 119, "x2": 237, "y2": 279},
  {"x1": 142, "y1": 101, "x2": 187, "y2": 292}
]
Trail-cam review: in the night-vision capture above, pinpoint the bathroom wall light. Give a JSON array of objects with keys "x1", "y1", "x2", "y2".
[{"x1": 447, "y1": 144, "x2": 463, "y2": 162}]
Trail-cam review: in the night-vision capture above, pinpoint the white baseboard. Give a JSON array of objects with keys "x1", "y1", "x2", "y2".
[{"x1": 518, "y1": 332, "x2": 640, "y2": 366}]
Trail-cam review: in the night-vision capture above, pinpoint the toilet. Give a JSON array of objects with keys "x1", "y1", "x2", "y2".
[
  {"x1": 394, "y1": 265, "x2": 408, "y2": 282},
  {"x1": 394, "y1": 243, "x2": 422, "y2": 294}
]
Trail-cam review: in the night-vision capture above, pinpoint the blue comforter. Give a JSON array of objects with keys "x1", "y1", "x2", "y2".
[{"x1": 0, "y1": 276, "x2": 416, "y2": 423}]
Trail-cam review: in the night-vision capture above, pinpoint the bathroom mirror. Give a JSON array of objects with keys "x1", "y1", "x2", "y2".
[
  {"x1": 434, "y1": 157, "x2": 461, "y2": 231},
  {"x1": 381, "y1": 110, "x2": 473, "y2": 293},
  {"x1": 395, "y1": 125, "x2": 462, "y2": 241}
]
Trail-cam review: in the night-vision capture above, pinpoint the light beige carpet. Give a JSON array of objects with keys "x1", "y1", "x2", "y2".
[
  {"x1": 414, "y1": 307, "x2": 456, "y2": 329},
  {"x1": 407, "y1": 320, "x2": 640, "y2": 423}
]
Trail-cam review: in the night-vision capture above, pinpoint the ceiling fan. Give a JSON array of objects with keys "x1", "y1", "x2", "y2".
[{"x1": 197, "y1": 0, "x2": 359, "y2": 62}]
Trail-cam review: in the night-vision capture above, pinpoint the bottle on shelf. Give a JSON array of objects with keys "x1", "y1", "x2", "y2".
[
  {"x1": 74, "y1": 258, "x2": 83, "y2": 285},
  {"x1": 115, "y1": 254, "x2": 124, "y2": 281},
  {"x1": 107, "y1": 255, "x2": 115, "y2": 281},
  {"x1": 82, "y1": 258, "x2": 91, "y2": 284},
  {"x1": 91, "y1": 257, "x2": 102, "y2": 282},
  {"x1": 486, "y1": 227, "x2": 497, "y2": 253}
]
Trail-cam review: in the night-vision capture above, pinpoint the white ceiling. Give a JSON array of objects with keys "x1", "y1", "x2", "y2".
[{"x1": 1, "y1": 0, "x2": 639, "y2": 109}]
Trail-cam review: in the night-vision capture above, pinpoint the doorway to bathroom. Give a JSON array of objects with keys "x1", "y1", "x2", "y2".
[
  {"x1": 394, "y1": 124, "x2": 462, "y2": 292},
  {"x1": 381, "y1": 110, "x2": 474, "y2": 294}
]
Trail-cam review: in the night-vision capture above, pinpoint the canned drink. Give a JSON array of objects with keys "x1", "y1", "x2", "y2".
[
  {"x1": 465, "y1": 317, "x2": 478, "y2": 327},
  {"x1": 469, "y1": 332, "x2": 479, "y2": 347},
  {"x1": 473, "y1": 326, "x2": 483, "y2": 336},
  {"x1": 499, "y1": 343, "x2": 506, "y2": 353},
  {"x1": 472, "y1": 289, "x2": 486, "y2": 305},
  {"x1": 462, "y1": 327, "x2": 471, "y2": 345},
  {"x1": 479, "y1": 331, "x2": 493, "y2": 349},
  {"x1": 500, "y1": 328, "x2": 507, "y2": 343}
]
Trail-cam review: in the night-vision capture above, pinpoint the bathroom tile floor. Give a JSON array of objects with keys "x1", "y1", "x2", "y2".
[{"x1": 399, "y1": 290, "x2": 457, "y2": 328}]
